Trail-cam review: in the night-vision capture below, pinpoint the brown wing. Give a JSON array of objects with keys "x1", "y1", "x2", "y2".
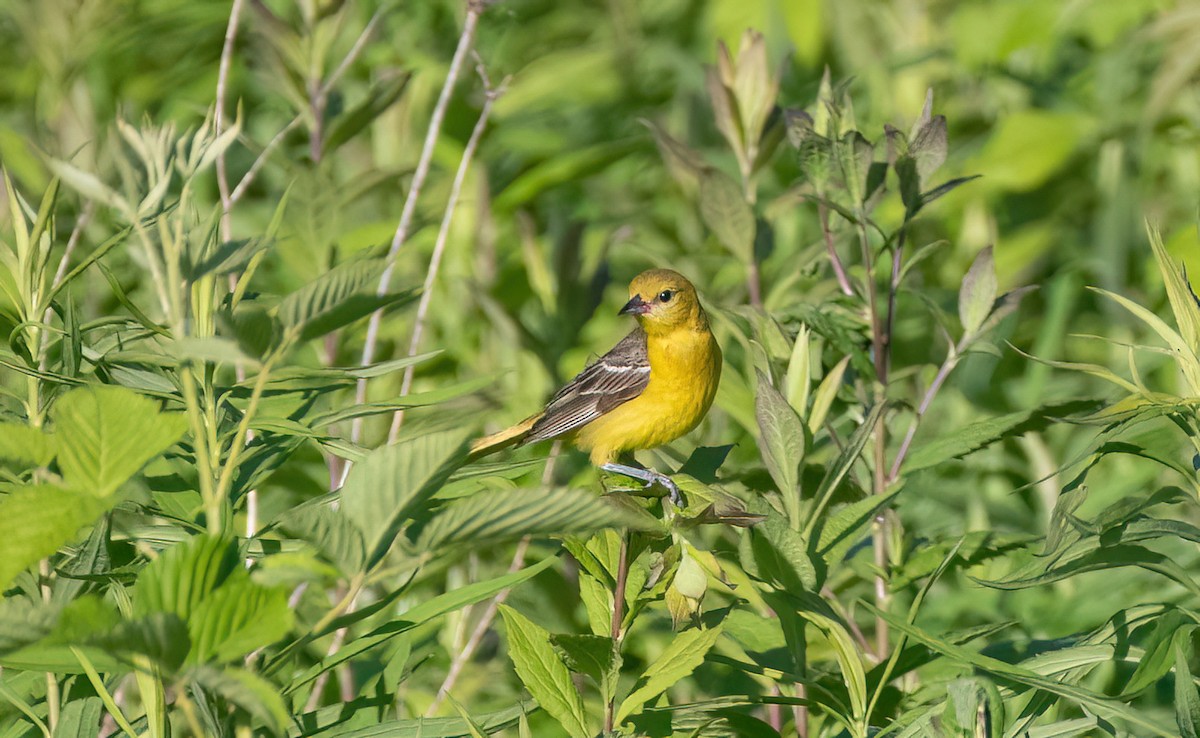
[{"x1": 524, "y1": 329, "x2": 650, "y2": 443}]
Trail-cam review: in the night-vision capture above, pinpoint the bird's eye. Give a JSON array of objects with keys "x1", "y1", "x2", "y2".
[{"x1": 658, "y1": 290, "x2": 673, "y2": 303}]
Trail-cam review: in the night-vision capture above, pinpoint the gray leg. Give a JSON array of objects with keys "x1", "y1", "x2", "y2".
[{"x1": 601, "y1": 462, "x2": 681, "y2": 505}]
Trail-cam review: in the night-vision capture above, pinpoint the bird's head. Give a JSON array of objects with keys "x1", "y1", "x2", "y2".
[{"x1": 619, "y1": 269, "x2": 705, "y2": 334}]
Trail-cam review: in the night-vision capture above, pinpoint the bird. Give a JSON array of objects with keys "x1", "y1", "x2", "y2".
[{"x1": 470, "y1": 268, "x2": 722, "y2": 501}]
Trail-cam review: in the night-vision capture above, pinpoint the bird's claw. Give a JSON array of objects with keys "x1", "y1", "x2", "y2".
[{"x1": 647, "y1": 471, "x2": 682, "y2": 506}]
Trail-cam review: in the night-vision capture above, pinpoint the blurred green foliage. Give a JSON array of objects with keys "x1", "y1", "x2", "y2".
[{"x1": 1, "y1": 0, "x2": 1200, "y2": 735}]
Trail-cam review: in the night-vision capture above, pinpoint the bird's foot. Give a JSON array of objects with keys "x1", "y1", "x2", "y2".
[{"x1": 601, "y1": 463, "x2": 682, "y2": 506}]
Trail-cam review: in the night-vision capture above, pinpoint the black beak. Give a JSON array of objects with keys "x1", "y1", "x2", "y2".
[{"x1": 619, "y1": 294, "x2": 649, "y2": 316}]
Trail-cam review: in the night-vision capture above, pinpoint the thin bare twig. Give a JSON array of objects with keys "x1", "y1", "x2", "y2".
[
  {"x1": 215, "y1": 0, "x2": 246, "y2": 244},
  {"x1": 230, "y1": 116, "x2": 303, "y2": 205},
  {"x1": 888, "y1": 345, "x2": 959, "y2": 481},
  {"x1": 389, "y1": 63, "x2": 504, "y2": 442},
  {"x1": 425, "y1": 442, "x2": 560, "y2": 715},
  {"x1": 350, "y1": 2, "x2": 483, "y2": 449},
  {"x1": 818, "y1": 203, "x2": 855, "y2": 297}
]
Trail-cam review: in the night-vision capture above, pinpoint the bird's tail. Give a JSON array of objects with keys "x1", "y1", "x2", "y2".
[{"x1": 469, "y1": 413, "x2": 542, "y2": 460}]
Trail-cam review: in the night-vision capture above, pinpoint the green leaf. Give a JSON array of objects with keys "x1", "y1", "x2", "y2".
[
  {"x1": 869, "y1": 605, "x2": 1177, "y2": 737},
  {"x1": 51, "y1": 385, "x2": 187, "y2": 497},
  {"x1": 314, "y1": 703, "x2": 531, "y2": 737},
  {"x1": 339, "y1": 429, "x2": 468, "y2": 568},
  {"x1": 325, "y1": 72, "x2": 413, "y2": 152},
  {"x1": 750, "y1": 508, "x2": 817, "y2": 591},
  {"x1": 414, "y1": 487, "x2": 643, "y2": 553},
  {"x1": 902, "y1": 408, "x2": 1039, "y2": 474},
  {"x1": 699, "y1": 167, "x2": 755, "y2": 261},
  {"x1": 276, "y1": 257, "x2": 417, "y2": 342},
  {"x1": 1177, "y1": 637, "x2": 1200, "y2": 738},
  {"x1": 0, "y1": 422, "x2": 54, "y2": 466},
  {"x1": 54, "y1": 696, "x2": 102, "y2": 738},
  {"x1": 498, "y1": 605, "x2": 590, "y2": 738},
  {"x1": 551, "y1": 634, "x2": 619, "y2": 699},
  {"x1": 132, "y1": 535, "x2": 239, "y2": 619},
  {"x1": 755, "y1": 370, "x2": 806, "y2": 526},
  {"x1": 959, "y1": 246, "x2": 997, "y2": 336},
  {"x1": 186, "y1": 572, "x2": 293, "y2": 663},
  {"x1": 0, "y1": 484, "x2": 109, "y2": 591},
  {"x1": 815, "y1": 484, "x2": 903, "y2": 564},
  {"x1": 616, "y1": 625, "x2": 724, "y2": 722},
  {"x1": 191, "y1": 666, "x2": 290, "y2": 734},
  {"x1": 279, "y1": 499, "x2": 366, "y2": 574},
  {"x1": 187, "y1": 237, "x2": 271, "y2": 281}
]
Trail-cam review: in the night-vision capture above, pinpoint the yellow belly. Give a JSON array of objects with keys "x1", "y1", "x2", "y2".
[{"x1": 575, "y1": 330, "x2": 721, "y2": 465}]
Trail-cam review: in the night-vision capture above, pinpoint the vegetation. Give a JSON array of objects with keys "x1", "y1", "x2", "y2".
[{"x1": 1, "y1": 0, "x2": 1200, "y2": 736}]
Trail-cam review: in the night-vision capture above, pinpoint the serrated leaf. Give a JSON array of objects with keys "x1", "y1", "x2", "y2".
[
  {"x1": 751, "y1": 509, "x2": 817, "y2": 592},
  {"x1": 0, "y1": 422, "x2": 54, "y2": 466},
  {"x1": 959, "y1": 246, "x2": 997, "y2": 336},
  {"x1": 279, "y1": 499, "x2": 366, "y2": 574},
  {"x1": 0, "y1": 484, "x2": 109, "y2": 591},
  {"x1": 132, "y1": 535, "x2": 239, "y2": 619},
  {"x1": 339, "y1": 429, "x2": 468, "y2": 568},
  {"x1": 192, "y1": 666, "x2": 290, "y2": 734},
  {"x1": 616, "y1": 625, "x2": 723, "y2": 722},
  {"x1": 499, "y1": 605, "x2": 590, "y2": 738},
  {"x1": 551, "y1": 633, "x2": 619, "y2": 699},
  {"x1": 277, "y1": 257, "x2": 417, "y2": 342},
  {"x1": 699, "y1": 168, "x2": 755, "y2": 261},
  {"x1": 414, "y1": 487, "x2": 642, "y2": 552},
  {"x1": 902, "y1": 408, "x2": 1038, "y2": 474},
  {"x1": 53, "y1": 696, "x2": 103, "y2": 738},
  {"x1": 52, "y1": 385, "x2": 187, "y2": 497},
  {"x1": 187, "y1": 573, "x2": 293, "y2": 663},
  {"x1": 755, "y1": 370, "x2": 806, "y2": 526}
]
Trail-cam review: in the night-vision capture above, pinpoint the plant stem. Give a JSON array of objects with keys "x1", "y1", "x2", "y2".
[
  {"x1": 215, "y1": 0, "x2": 245, "y2": 244},
  {"x1": 352, "y1": 0, "x2": 483, "y2": 447},
  {"x1": 604, "y1": 533, "x2": 631, "y2": 733},
  {"x1": 855, "y1": 214, "x2": 891, "y2": 656},
  {"x1": 818, "y1": 203, "x2": 855, "y2": 297},
  {"x1": 211, "y1": 350, "x2": 280, "y2": 521},
  {"x1": 389, "y1": 62, "x2": 503, "y2": 441}
]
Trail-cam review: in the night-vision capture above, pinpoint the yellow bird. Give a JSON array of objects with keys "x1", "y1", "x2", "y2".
[{"x1": 470, "y1": 268, "x2": 722, "y2": 500}]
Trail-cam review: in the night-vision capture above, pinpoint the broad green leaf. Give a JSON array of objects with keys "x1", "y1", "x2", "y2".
[
  {"x1": 782, "y1": 591, "x2": 867, "y2": 723},
  {"x1": 699, "y1": 167, "x2": 755, "y2": 261},
  {"x1": 959, "y1": 246, "x2": 996, "y2": 336},
  {"x1": 0, "y1": 422, "x2": 54, "y2": 466},
  {"x1": 53, "y1": 695, "x2": 102, "y2": 738},
  {"x1": 0, "y1": 484, "x2": 108, "y2": 591},
  {"x1": 187, "y1": 237, "x2": 270, "y2": 281},
  {"x1": 749, "y1": 509, "x2": 816, "y2": 591},
  {"x1": 132, "y1": 535, "x2": 238, "y2": 619},
  {"x1": 191, "y1": 666, "x2": 290, "y2": 735},
  {"x1": 279, "y1": 499, "x2": 366, "y2": 575},
  {"x1": 51, "y1": 385, "x2": 187, "y2": 497},
  {"x1": 276, "y1": 257, "x2": 417, "y2": 342},
  {"x1": 282, "y1": 557, "x2": 557, "y2": 693},
  {"x1": 616, "y1": 625, "x2": 724, "y2": 722},
  {"x1": 414, "y1": 487, "x2": 643, "y2": 552},
  {"x1": 815, "y1": 484, "x2": 903, "y2": 564},
  {"x1": 807, "y1": 354, "x2": 849, "y2": 436},
  {"x1": 754, "y1": 370, "x2": 805, "y2": 526},
  {"x1": 499, "y1": 605, "x2": 590, "y2": 738},
  {"x1": 187, "y1": 572, "x2": 293, "y2": 663},
  {"x1": 339, "y1": 429, "x2": 468, "y2": 568},
  {"x1": 551, "y1": 634, "x2": 620, "y2": 700},
  {"x1": 47, "y1": 158, "x2": 128, "y2": 211}
]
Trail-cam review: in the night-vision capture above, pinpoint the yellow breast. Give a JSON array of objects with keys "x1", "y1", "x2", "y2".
[{"x1": 575, "y1": 328, "x2": 721, "y2": 465}]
